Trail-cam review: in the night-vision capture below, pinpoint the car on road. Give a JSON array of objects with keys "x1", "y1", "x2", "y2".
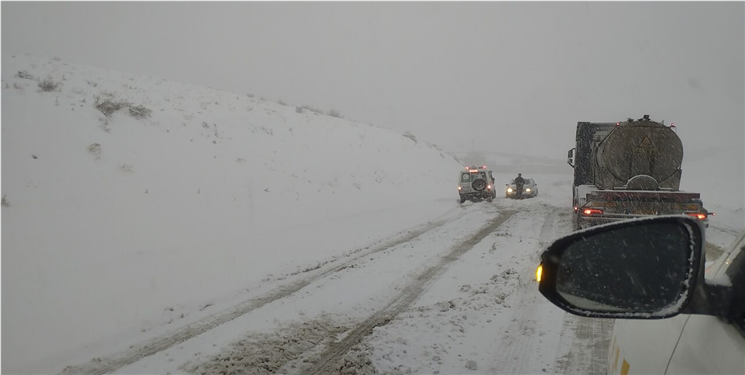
[
  {"x1": 458, "y1": 166, "x2": 496, "y2": 203},
  {"x1": 536, "y1": 216, "x2": 744, "y2": 375},
  {"x1": 505, "y1": 178, "x2": 538, "y2": 199}
]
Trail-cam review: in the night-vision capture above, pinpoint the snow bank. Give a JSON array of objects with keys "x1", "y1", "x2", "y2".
[{"x1": 1, "y1": 55, "x2": 461, "y2": 372}]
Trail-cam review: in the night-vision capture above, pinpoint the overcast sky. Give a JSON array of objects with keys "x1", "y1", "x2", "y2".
[{"x1": 3, "y1": 2, "x2": 743, "y2": 159}]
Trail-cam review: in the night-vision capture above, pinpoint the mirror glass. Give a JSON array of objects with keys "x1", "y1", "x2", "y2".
[{"x1": 556, "y1": 222, "x2": 693, "y2": 314}]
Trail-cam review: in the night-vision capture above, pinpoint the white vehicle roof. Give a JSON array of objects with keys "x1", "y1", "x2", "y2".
[{"x1": 462, "y1": 165, "x2": 490, "y2": 172}]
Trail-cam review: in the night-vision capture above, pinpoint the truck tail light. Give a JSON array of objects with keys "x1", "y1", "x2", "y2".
[
  {"x1": 686, "y1": 213, "x2": 707, "y2": 220},
  {"x1": 582, "y1": 208, "x2": 603, "y2": 216}
]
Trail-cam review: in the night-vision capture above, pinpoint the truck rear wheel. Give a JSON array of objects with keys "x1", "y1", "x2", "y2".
[
  {"x1": 576, "y1": 218, "x2": 592, "y2": 231},
  {"x1": 571, "y1": 213, "x2": 580, "y2": 231},
  {"x1": 460, "y1": 195, "x2": 466, "y2": 204}
]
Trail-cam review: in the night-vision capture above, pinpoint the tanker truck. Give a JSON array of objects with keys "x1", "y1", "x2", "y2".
[{"x1": 567, "y1": 115, "x2": 709, "y2": 230}]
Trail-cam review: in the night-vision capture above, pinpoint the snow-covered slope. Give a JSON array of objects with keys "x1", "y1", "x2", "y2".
[
  {"x1": 681, "y1": 146, "x2": 745, "y2": 232},
  {"x1": 1, "y1": 55, "x2": 461, "y2": 372}
]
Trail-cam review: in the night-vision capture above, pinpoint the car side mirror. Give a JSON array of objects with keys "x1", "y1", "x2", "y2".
[{"x1": 538, "y1": 216, "x2": 734, "y2": 320}]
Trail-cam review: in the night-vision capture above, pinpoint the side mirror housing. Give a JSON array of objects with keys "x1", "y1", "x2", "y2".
[
  {"x1": 537, "y1": 216, "x2": 734, "y2": 320},
  {"x1": 567, "y1": 148, "x2": 575, "y2": 168}
]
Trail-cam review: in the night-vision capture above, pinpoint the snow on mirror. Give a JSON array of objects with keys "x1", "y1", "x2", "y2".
[{"x1": 556, "y1": 222, "x2": 692, "y2": 314}]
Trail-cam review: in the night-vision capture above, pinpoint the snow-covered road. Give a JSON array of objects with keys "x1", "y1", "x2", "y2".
[
  {"x1": 57, "y1": 174, "x2": 623, "y2": 375},
  {"x1": 357, "y1": 199, "x2": 610, "y2": 375}
]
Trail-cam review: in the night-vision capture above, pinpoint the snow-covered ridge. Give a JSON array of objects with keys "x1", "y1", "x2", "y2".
[{"x1": 1, "y1": 55, "x2": 461, "y2": 372}]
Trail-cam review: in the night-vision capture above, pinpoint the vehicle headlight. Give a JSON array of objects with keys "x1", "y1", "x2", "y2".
[
  {"x1": 526, "y1": 188, "x2": 531, "y2": 192},
  {"x1": 507, "y1": 188, "x2": 513, "y2": 193}
]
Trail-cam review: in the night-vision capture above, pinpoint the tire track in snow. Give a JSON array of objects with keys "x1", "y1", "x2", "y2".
[
  {"x1": 547, "y1": 207, "x2": 613, "y2": 375},
  {"x1": 301, "y1": 211, "x2": 516, "y2": 375},
  {"x1": 59, "y1": 207, "x2": 468, "y2": 375},
  {"x1": 554, "y1": 316, "x2": 614, "y2": 375},
  {"x1": 709, "y1": 224, "x2": 740, "y2": 237},
  {"x1": 491, "y1": 205, "x2": 613, "y2": 375},
  {"x1": 488, "y1": 205, "x2": 567, "y2": 374}
]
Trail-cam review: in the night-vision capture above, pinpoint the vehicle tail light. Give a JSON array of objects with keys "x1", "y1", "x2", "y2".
[
  {"x1": 582, "y1": 208, "x2": 603, "y2": 216},
  {"x1": 573, "y1": 206, "x2": 579, "y2": 212},
  {"x1": 686, "y1": 213, "x2": 707, "y2": 220},
  {"x1": 458, "y1": 186, "x2": 462, "y2": 190},
  {"x1": 487, "y1": 185, "x2": 492, "y2": 190}
]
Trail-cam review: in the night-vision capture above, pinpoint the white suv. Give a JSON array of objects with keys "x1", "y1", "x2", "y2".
[{"x1": 458, "y1": 166, "x2": 496, "y2": 203}]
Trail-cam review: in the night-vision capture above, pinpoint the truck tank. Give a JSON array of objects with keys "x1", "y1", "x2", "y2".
[{"x1": 593, "y1": 117, "x2": 683, "y2": 191}]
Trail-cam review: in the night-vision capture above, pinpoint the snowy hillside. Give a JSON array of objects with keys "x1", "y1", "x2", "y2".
[
  {"x1": 1, "y1": 55, "x2": 461, "y2": 372},
  {"x1": 682, "y1": 146, "x2": 745, "y2": 232},
  {"x1": 454, "y1": 151, "x2": 567, "y2": 175}
]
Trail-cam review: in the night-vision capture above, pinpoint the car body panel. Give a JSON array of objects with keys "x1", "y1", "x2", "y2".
[
  {"x1": 667, "y1": 315, "x2": 745, "y2": 374},
  {"x1": 667, "y1": 238, "x2": 744, "y2": 374},
  {"x1": 609, "y1": 232, "x2": 744, "y2": 374},
  {"x1": 609, "y1": 317, "x2": 689, "y2": 375}
]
